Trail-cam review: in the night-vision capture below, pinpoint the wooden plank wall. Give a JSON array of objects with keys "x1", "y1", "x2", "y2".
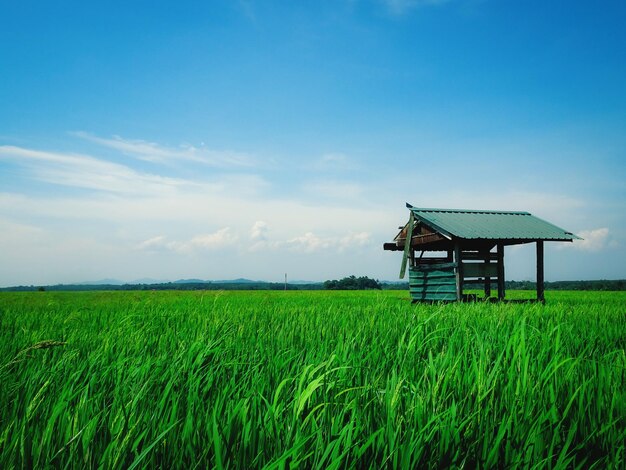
[{"x1": 409, "y1": 262, "x2": 457, "y2": 302}]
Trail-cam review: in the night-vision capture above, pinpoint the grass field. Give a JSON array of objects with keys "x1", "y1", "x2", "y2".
[{"x1": 1, "y1": 290, "x2": 624, "y2": 468}]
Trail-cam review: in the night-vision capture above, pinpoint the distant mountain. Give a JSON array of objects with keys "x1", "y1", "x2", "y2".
[
  {"x1": 70, "y1": 277, "x2": 319, "y2": 286},
  {"x1": 73, "y1": 278, "x2": 174, "y2": 285},
  {"x1": 173, "y1": 279, "x2": 208, "y2": 284},
  {"x1": 171, "y1": 278, "x2": 261, "y2": 284},
  {"x1": 75, "y1": 278, "x2": 125, "y2": 286},
  {"x1": 212, "y1": 278, "x2": 257, "y2": 284},
  {"x1": 132, "y1": 278, "x2": 170, "y2": 284}
]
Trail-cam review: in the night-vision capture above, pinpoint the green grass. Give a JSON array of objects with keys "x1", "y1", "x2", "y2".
[{"x1": 0, "y1": 290, "x2": 624, "y2": 468}]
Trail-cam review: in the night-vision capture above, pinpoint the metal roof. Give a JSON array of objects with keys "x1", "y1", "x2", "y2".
[{"x1": 407, "y1": 204, "x2": 581, "y2": 241}]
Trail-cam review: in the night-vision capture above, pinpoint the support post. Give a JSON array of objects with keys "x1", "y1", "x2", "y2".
[
  {"x1": 536, "y1": 241, "x2": 545, "y2": 303},
  {"x1": 484, "y1": 249, "x2": 491, "y2": 299},
  {"x1": 497, "y1": 243, "x2": 505, "y2": 300},
  {"x1": 454, "y1": 242, "x2": 463, "y2": 301}
]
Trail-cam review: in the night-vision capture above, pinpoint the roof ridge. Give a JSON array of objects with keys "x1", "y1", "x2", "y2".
[{"x1": 410, "y1": 206, "x2": 531, "y2": 215}]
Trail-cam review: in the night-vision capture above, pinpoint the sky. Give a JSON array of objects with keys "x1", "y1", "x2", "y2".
[{"x1": 1, "y1": 0, "x2": 625, "y2": 286}]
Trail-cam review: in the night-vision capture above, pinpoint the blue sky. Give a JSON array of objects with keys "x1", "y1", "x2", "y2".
[{"x1": 1, "y1": 0, "x2": 625, "y2": 286}]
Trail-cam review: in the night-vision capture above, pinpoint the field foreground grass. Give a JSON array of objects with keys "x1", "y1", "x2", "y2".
[{"x1": 1, "y1": 290, "x2": 625, "y2": 468}]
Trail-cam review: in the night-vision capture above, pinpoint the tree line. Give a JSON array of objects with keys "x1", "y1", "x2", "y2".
[
  {"x1": 323, "y1": 276, "x2": 382, "y2": 290},
  {"x1": 2, "y1": 278, "x2": 624, "y2": 292}
]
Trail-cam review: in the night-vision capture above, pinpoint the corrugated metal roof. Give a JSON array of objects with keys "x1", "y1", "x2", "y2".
[{"x1": 407, "y1": 204, "x2": 581, "y2": 241}]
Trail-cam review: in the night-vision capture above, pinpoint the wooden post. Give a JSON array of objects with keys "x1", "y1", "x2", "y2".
[
  {"x1": 536, "y1": 241, "x2": 545, "y2": 303},
  {"x1": 497, "y1": 243, "x2": 505, "y2": 300},
  {"x1": 399, "y1": 212, "x2": 414, "y2": 279},
  {"x1": 484, "y1": 249, "x2": 491, "y2": 299},
  {"x1": 454, "y1": 242, "x2": 463, "y2": 301}
]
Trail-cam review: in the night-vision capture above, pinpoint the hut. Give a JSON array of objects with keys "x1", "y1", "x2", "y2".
[{"x1": 383, "y1": 204, "x2": 581, "y2": 302}]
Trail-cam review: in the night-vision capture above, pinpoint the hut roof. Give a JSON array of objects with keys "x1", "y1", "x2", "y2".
[{"x1": 404, "y1": 203, "x2": 581, "y2": 241}]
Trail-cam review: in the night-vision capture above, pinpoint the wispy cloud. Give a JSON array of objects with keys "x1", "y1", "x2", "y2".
[
  {"x1": 308, "y1": 153, "x2": 357, "y2": 172},
  {"x1": 0, "y1": 145, "x2": 190, "y2": 195},
  {"x1": 246, "y1": 220, "x2": 371, "y2": 253},
  {"x1": 303, "y1": 180, "x2": 364, "y2": 200},
  {"x1": 382, "y1": 0, "x2": 452, "y2": 15},
  {"x1": 283, "y1": 231, "x2": 371, "y2": 253},
  {"x1": 137, "y1": 235, "x2": 170, "y2": 251},
  {"x1": 237, "y1": 0, "x2": 257, "y2": 23},
  {"x1": 73, "y1": 132, "x2": 254, "y2": 168},
  {"x1": 0, "y1": 218, "x2": 45, "y2": 244},
  {"x1": 139, "y1": 225, "x2": 370, "y2": 255}
]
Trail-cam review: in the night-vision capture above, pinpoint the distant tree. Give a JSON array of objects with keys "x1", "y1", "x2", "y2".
[{"x1": 323, "y1": 275, "x2": 381, "y2": 290}]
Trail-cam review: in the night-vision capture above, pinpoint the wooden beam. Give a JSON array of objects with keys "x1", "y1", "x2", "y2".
[
  {"x1": 463, "y1": 278, "x2": 493, "y2": 285},
  {"x1": 497, "y1": 243, "x2": 505, "y2": 300},
  {"x1": 454, "y1": 242, "x2": 463, "y2": 301},
  {"x1": 383, "y1": 242, "x2": 401, "y2": 251},
  {"x1": 413, "y1": 257, "x2": 450, "y2": 265},
  {"x1": 536, "y1": 241, "x2": 545, "y2": 303},
  {"x1": 461, "y1": 251, "x2": 498, "y2": 261},
  {"x1": 410, "y1": 233, "x2": 446, "y2": 246},
  {"x1": 386, "y1": 232, "x2": 447, "y2": 251},
  {"x1": 484, "y1": 249, "x2": 491, "y2": 298}
]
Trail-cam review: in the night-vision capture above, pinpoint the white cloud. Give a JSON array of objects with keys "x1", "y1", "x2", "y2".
[
  {"x1": 567, "y1": 228, "x2": 611, "y2": 252},
  {"x1": 137, "y1": 235, "x2": 169, "y2": 251},
  {"x1": 338, "y1": 232, "x2": 371, "y2": 251},
  {"x1": 73, "y1": 132, "x2": 254, "y2": 168},
  {"x1": 137, "y1": 228, "x2": 237, "y2": 254},
  {"x1": 284, "y1": 232, "x2": 331, "y2": 253},
  {"x1": 189, "y1": 228, "x2": 236, "y2": 250},
  {"x1": 251, "y1": 221, "x2": 268, "y2": 241}
]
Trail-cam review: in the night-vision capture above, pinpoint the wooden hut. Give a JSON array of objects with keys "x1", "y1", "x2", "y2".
[{"x1": 383, "y1": 204, "x2": 581, "y2": 302}]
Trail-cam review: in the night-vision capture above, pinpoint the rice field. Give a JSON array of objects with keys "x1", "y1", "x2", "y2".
[{"x1": 0, "y1": 290, "x2": 624, "y2": 468}]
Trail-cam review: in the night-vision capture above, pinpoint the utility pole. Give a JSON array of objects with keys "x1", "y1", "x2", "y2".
[{"x1": 284, "y1": 273, "x2": 287, "y2": 291}]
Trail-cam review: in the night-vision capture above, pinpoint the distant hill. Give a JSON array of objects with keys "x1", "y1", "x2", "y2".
[
  {"x1": 74, "y1": 278, "x2": 125, "y2": 286},
  {"x1": 1, "y1": 279, "x2": 624, "y2": 292}
]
